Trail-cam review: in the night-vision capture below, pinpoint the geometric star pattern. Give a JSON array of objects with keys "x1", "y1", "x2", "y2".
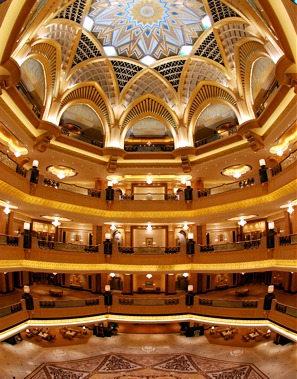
[
  {"x1": 89, "y1": 0, "x2": 207, "y2": 60},
  {"x1": 25, "y1": 353, "x2": 269, "y2": 378}
]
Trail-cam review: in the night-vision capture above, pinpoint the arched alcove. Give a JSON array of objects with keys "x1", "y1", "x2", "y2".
[
  {"x1": 124, "y1": 117, "x2": 174, "y2": 152},
  {"x1": 251, "y1": 57, "x2": 276, "y2": 112},
  {"x1": 60, "y1": 104, "x2": 104, "y2": 147},
  {"x1": 194, "y1": 103, "x2": 238, "y2": 146},
  {"x1": 20, "y1": 58, "x2": 46, "y2": 116}
]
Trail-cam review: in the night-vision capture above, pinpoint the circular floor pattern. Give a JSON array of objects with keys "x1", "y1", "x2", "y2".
[
  {"x1": 142, "y1": 346, "x2": 155, "y2": 352},
  {"x1": 230, "y1": 349, "x2": 244, "y2": 356},
  {"x1": 53, "y1": 348, "x2": 66, "y2": 356}
]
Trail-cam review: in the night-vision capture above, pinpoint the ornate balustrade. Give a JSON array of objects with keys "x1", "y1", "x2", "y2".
[
  {"x1": 279, "y1": 234, "x2": 297, "y2": 246},
  {"x1": 1, "y1": 148, "x2": 295, "y2": 206},
  {"x1": 0, "y1": 234, "x2": 19, "y2": 246},
  {"x1": 200, "y1": 240, "x2": 260, "y2": 253}
]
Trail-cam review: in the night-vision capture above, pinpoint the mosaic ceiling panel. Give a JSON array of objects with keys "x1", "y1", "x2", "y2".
[{"x1": 88, "y1": 0, "x2": 207, "y2": 60}]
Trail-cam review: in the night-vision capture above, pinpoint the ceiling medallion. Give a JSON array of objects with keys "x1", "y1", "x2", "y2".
[
  {"x1": 46, "y1": 165, "x2": 77, "y2": 180},
  {"x1": 221, "y1": 164, "x2": 252, "y2": 179},
  {"x1": 89, "y1": 0, "x2": 206, "y2": 60}
]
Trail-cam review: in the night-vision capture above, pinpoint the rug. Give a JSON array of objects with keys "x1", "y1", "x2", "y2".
[{"x1": 25, "y1": 353, "x2": 268, "y2": 378}]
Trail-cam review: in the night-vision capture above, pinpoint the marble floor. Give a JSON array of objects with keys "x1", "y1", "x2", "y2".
[{"x1": 0, "y1": 332, "x2": 296, "y2": 379}]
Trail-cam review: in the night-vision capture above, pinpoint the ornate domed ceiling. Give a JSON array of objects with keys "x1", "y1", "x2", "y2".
[{"x1": 88, "y1": 0, "x2": 207, "y2": 60}]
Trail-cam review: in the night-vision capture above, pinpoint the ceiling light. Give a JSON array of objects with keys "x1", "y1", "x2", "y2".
[
  {"x1": 238, "y1": 217, "x2": 246, "y2": 227},
  {"x1": 287, "y1": 203, "x2": 294, "y2": 214},
  {"x1": 180, "y1": 45, "x2": 192, "y2": 55},
  {"x1": 146, "y1": 274, "x2": 152, "y2": 279},
  {"x1": 183, "y1": 223, "x2": 189, "y2": 230},
  {"x1": 110, "y1": 273, "x2": 116, "y2": 277},
  {"x1": 140, "y1": 55, "x2": 156, "y2": 66},
  {"x1": 52, "y1": 217, "x2": 61, "y2": 227},
  {"x1": 183, "y1": 273, "x2": 189, "y2": 277},
  {"x1": 103, "y1": 46, "x2": 117, "y2": 56},
  {"x1": 221, "y1": 164, "x2": 252, "y2": 179},
  {"x1": 110, "y1": 223, "x2": 116, "y2": 231},
  {"x1": 146, "y1": 222, "x2": 152, "y2": 231},
  {"x1": 3, "y1": 205, "x2": 10, "y2": 214},
  {"x1": 57, "y1": 171, "x2": 65, "y2": 180},
  {"x1": 47, "y1": 165, "x2": 77, "y2": 180}
]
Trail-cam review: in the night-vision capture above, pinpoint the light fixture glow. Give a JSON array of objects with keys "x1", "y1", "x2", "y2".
[
  {"x1": 146, "y1": 274, "x2": 152, "y2": 279},
  {"x1": 146, "y1": 175, "x2": 153, "y2": 185},
  {"x1": 287, "y1": 203, "x2": 294, "y2": 214},
  {"x1": 110, "y1": 273, "x2": 116, "y2": 277},
  {"x1": 188, "y1": 233, "x2": 194, "y2": 239},
  {"x1": 110, "y1": 223, "x2": 116, "y2": 231},
  {"x1": 57, "y1": 171, "x2": 65, "y2": 180},
  {"x1": 52, "y1": 217, "x2": 61, "y2": 227},
  {"x1": 238, "y1": 217, "x2": 246, "y2": 227},
  {"x1": 3, "y1": 205, "x2": 10, "y2": 214},
  {"x1": 183, "y1": 223, "x2": 189, "y2": 230},
  {"x1": 146, "y1": 222, "x2": 152, "y2": 231},
  {"x1": 233, "y1": 170, "x2": 241, "y2": 179}
]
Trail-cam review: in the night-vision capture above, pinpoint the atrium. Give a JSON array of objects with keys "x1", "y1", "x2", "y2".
[{"x1": 0, "y1": 0, "x2": 296, "y2": 377}]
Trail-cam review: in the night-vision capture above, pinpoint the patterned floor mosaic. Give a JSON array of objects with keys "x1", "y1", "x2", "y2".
[{"x1": 25, "y1": 353, "x2": 268, "y2": 378}]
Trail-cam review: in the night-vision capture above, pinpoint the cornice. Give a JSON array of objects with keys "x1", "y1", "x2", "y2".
[
  {"x1": 0, "y1": 259, "x2": 296, "y2": 273},
  {"x1": 0, "y1": 178, "x2": 296, "y2": 219}
]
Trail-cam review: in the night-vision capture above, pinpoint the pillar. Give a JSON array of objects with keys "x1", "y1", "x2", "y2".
[
  {"x1": 196, "y1": 225, "x2": 206, "y2": 245},
  {"x1": 122, "y1": 274, "x2": 133, "y2": 295},
  {"x1": 165, "y1": 274, "x2": 176, "y2": 295}
]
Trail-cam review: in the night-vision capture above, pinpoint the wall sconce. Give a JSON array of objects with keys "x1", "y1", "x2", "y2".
[
  {"x1": 183, "y1": 223, "x2": 189, "y2": 230},
  {"x1": 24, "y1": 222, "x2": 30, "y2": 230},
  {"x1": 23, "y1": 222, "x2": 31, "y2": 249},
  {"x1": 110, "y1": 272, "x2": 115, "y2": 277},
  {"x1": 110, "y1": 223, "x2": 116, "y2": 231},
  {"x1": 146, "y1": 273, "x2": 152, "y2": 279},
  {"x1": 22, "y1": 285, "x2": 34, "y2": 310},
  {"x1": 183, "y1": 273, "x2": 189, "y2": 277},
  {"x1": 146, "y1": 174, "x2": 153, "y2": 184},
  {"x1": 146, "y1": 222, "x2": 152, "y2": 231}
]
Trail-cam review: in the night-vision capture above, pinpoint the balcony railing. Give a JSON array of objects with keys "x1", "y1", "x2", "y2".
[
  {"x1": 40, "y1": 298, "x2": 99, "y2": 309},
  {"x1": 0, "y1": 148, "x2": 296, "y2": 205},
  {"x1": 195, "y1": 126, "x2": 238, "y2": 148},
  {"x1": 200, "y1": 240, "x2": 260, "y2": 253},
  {"x1": 0, "y1": 234, "x2": 19, "y2": 246},
  {"x1": 279, "y1": 234, "x2": 297, "y2": 246},
  {"x1": 275, "y1": 302, "x2": 297, "y2": 318},
  {"x1": 38, "y1": 240, "x2": 99, "y2": 253},
  {"x1": 199, "y1": 298, "x2": 258, "y2": 308},
  {"x1": 118, "y1": 246, "x2": 180, "y2": 255},
  {"x1": 0, "y1": 302, "x2": 22, "y2": 318}
]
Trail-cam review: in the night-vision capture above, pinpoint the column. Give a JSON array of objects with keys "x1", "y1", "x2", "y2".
[
  {"x1": 91, "y1": 273, "x2": 101, "y2": 293},
  {"x1": 196, "y1": 225, "x2": 206, "y2": 245},
  {"x1": 92, "y1": 225, "x2": 102, "y2": 245},
  {"x1": 122, "y1": 274, "x2": 133, "y2": 295},
  {"x1": 124, "y1": 226, "x2": 131, "y2": 247},
  {"x1": 6, "y1": 211, "x2": 14, "y2": 235},
  {"x1": 165, "y1": 274, "x2": 176, "y2": 295}
]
